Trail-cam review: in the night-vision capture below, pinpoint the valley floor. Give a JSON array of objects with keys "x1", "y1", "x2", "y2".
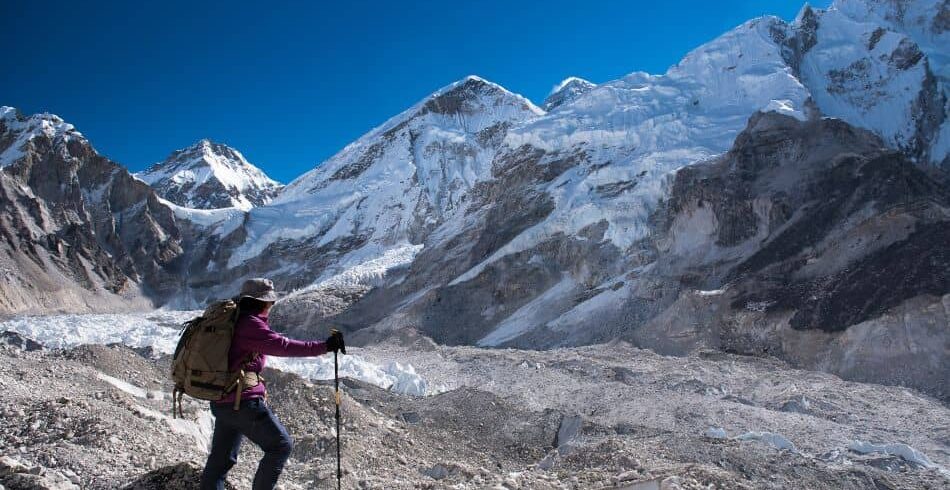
[{"x1": 0, "y1": 313, "x2": 947, "y2": 489}]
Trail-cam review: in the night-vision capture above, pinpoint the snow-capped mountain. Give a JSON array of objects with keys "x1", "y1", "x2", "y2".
[
  {"x1": 137, "y1": 139, "x2": 281, "y2": 210},
  {"x1": 0, "y1": 107, "x2": 83, "y2": 168},
  {"x1": 785, "y1": 3, "x2": 949, "y2": 164},
  {"x1": 271, "y1": 0, "x2": 949, "y2": 398},
  {"x1": 542, "y1": 77, "x2": 597, "y2": 111},
  {"x1": 835, "y1": 0, "x2": 949, "y2": 81},
  {"x1": 190, "y1": 76, "x2": 544, "y2": 295}
]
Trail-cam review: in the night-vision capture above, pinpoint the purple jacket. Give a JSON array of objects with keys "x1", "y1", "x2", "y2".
[{"x1": 217, "y1": 311, "x2": 328, "y2": 404}]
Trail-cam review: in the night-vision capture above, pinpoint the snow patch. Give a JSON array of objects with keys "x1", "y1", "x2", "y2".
[
  {"x1": 159, "y1": 198, "x2": 246, "y2": 237},
  {"x1": 848, "y1": 440, "x2": 939, "y2": 469},
  {"x1": 289, "y1": 243, "x2": 423, "y2": 294},
  {"x1": 154, "y1": 406, "x2": 215, "y2": 453},
  {"x1": 706, "y1": 427, "x2": 728, "y2": 439},
  {"x1": 269, "y1": 356, "x2": 429, "y2": 396},
  {"x1": 477, "y1": 276, "x2": 577, "y2": 346},
  {"x1": 735, "y1": 431, "x2": 797, "y2": 452},
  {"x1": 94, "y1": 368, "x2": 214, "y2": 452},
  {"x1": 96, "y1": 372, "x2": 148, "y2": 399}
]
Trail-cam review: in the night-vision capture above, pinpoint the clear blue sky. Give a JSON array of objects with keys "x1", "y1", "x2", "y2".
[{"x1": 1, "y1": 0, "x2": 829, "y2": 183}]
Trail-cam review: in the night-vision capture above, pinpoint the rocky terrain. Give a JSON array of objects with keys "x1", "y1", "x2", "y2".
[{"x1": 0, "y1": 327, "x2": 947, "y2": 489}]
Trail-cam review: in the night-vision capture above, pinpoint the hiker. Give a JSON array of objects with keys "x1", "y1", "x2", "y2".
[{"x1": 200, "y1": 278, "x2": 345, "y2": 490}]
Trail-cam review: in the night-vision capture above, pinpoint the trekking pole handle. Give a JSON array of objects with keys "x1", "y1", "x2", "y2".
[{"x1": 329, "y1": 328, "x2": 346, "y2": 355}]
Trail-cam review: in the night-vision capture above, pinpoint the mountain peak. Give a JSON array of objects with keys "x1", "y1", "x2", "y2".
[
  {"x1": 543, "y1": 77, "x2": 597, "y2": 111},
  {"x1": 422, "y1": 75, "x2": 545, "y2": 117},
  {"x1": 137, "y1": 140, "x2": 281, "y2": 211},
  {"x1": 184, "y1": 138, "x2": 236, "y2": 157},
  {"x1": 549, "y1": 77, "x2": 595, "y2": 94},
  {"x1": 0, "y1": 106, "x2": 85, "y2": 167}
]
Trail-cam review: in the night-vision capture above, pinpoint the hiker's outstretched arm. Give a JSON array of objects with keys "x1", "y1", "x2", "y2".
[{"x1": 238, "y1": 316, "x2": 328, "y2": 357}]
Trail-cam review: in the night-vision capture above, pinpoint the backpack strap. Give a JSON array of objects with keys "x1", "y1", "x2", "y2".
[
  {"x1": 171, "y1": 387, "x2": 185, "y2": 419},
  {"x1": 232, "y1": 371, "x2": 246, "y2": 411},
  {"x1": 227, "y1": 352, "x2": 261, "y2": 411}
]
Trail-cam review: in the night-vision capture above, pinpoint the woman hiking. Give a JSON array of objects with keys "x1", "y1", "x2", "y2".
[{"x1": 200, "y1": 278, "x2": 345, "y2": 490}]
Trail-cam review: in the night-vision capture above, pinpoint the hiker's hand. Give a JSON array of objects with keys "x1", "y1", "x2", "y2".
[{"x1": 326, "y1": 330, "x2": 345, "y2": 354}]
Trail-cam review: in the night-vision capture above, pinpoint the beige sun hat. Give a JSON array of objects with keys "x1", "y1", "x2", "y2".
[{"x1": 238, "y1": 278, "x2": 280, "y2": 302}]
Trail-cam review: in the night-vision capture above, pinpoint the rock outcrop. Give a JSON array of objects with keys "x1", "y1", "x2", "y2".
[
  {"x1": 641, "y1": 112, "x2": 950, "y2": 398},
  {"x1": 0, "y1": 107, "x2": 183, "y2": 313}
]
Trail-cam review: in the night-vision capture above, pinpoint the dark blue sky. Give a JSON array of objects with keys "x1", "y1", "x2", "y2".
[{"x1": 1, "y1": 0, "x2": 829, "y2": 183}]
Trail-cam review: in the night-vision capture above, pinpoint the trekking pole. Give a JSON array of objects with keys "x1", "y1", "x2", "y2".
[{"x1": 332, "y1": 329, "x2": 344, "y2": 490}]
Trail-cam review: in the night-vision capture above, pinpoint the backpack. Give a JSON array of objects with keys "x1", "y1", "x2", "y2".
[{"x1": 170, "y1": 299, "x2": 259, "y2": 417}]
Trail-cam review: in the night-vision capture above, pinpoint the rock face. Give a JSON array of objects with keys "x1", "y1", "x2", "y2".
[
  {"x1": 0, "y1": 107, "x2": 183, "y2": 314},
  {"x1": 642, "y1": 112, "x2": 950, "y2": 398},
  {"x1": 137, "y1": 139, "x2": 281, "y2": 210}
]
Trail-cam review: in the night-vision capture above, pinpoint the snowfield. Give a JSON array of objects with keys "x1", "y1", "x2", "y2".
[{"x1": 0, "y1": 311, "x2": 429, "y2": 396}]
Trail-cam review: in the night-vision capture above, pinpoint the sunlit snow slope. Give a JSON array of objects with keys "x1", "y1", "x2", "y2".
[
  {"x1": 137, "y1": 139, "x2": 282, "y2": 211},
  {"x1": 195, "y1": 76, "x2": 544, "y2": 295}
]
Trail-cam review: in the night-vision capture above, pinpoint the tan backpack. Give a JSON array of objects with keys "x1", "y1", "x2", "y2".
[{"x1": 170, "y1": 300, "x2": 260, "y2": 417}]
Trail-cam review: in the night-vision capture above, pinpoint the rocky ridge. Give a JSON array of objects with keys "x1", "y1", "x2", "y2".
[{"x1": 0, "y1": 107, "x2": 183, "y2": 314}]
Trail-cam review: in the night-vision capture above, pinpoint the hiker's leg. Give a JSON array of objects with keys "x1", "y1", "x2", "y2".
[
  {"x1": 200, "y1": 403, "x2": 244, "y2": 490},
  {"x1": 241, "y1": 399, "x2": 293, "y2": 490}
]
